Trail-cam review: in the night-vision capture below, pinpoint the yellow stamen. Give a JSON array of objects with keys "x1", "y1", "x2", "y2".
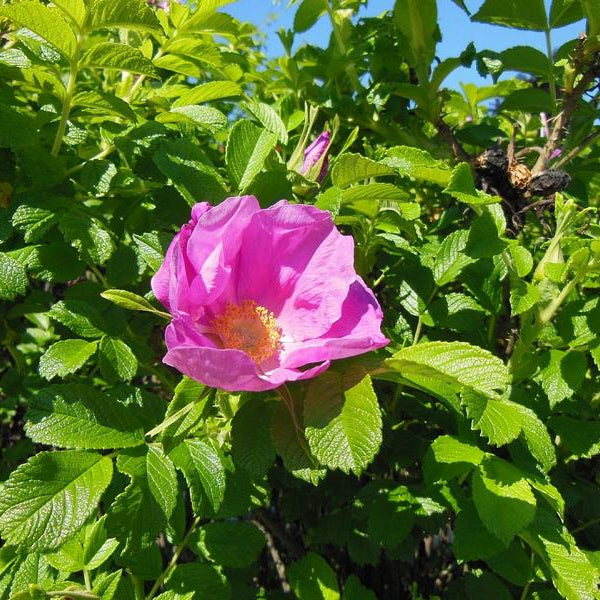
[{"x1": 211, "y1": 300, "x2": 282, "y2": 364}]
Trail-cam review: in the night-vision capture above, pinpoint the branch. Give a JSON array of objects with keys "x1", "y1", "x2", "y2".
[
  {"x1": 253, "y1": 516, "x2": 292, "y2": 594},
  {"x1": 554, "y1": 128, "x2": 600, "y2": 169},
  {"x1": 434, "y1": 118, "x2": 470, "y2": 162}
]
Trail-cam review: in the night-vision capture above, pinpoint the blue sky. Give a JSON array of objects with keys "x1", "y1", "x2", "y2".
[{"x1": 227, "y1": 0, "x2": 586, "y2": 89}]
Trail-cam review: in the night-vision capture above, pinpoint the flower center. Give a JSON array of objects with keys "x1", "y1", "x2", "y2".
[{"x1": 211, "y1": 300, "x2": 282, "y2": 364}]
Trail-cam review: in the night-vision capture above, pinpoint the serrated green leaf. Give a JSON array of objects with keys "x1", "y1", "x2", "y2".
[
  {"x1": 0, "y1": 252, "x2": 28, "y2": 300},
  {"x1": 341, "y1": 182, "x2": 409, "y2": 205},
  {"x1": 59, "y1": 212, "x2": 115, "y2": 265},
  {"x1": 48, "y1": 300, "x2": 104, "y2": 338},
  {"x1": 72, "y1": 90, "x2": 136, "y2": 122},
  {"x1": 161, "y1": 377, "x2": 208, "y2": 445},
  {"x1": 500, "y1": 46, "x2": 550, "y2": 77},
  {"x1": 472, "y1": 456, "x2": 536, "y2": 545},
  {"x1": 304, "y1": 374, "x2": 382, "y2": 476},
  {"x1": 101, "y1": 288, "x2": 170, "y2": 319},
  {"x1": 472, "y1": 0, "x2": 548, "y2": 30},
  {"x1": 509, "y1": 245, "x2": 534, "y2": 277},
  {"x1": 231, "y1": 398, "x2": 276, "y2": 478},
  {"x1": 271, "y1": 401, "x2": 326, "y2": 485},
  {"x1": 549, "y1": 0, "x2": 584, "y2": 27},
  {"x1": 444, "y1": 162, "x2": 501, "y2": 205},
  {"x1": 157, "y1": 105, "x2": 228, "y2": 133},
  {"x1": 462, "y1": 392, "x2": 523, "y2": 446},
  {"x1": 9, "y1": 553, "x2": 53, "y2": 598},
  {"x1": 384, "y1": 341, "x2": 509, "y2": 398},
  {"x1": 453, "y1": 501, "x2": 507, "y2": 560},
  {"x1": 12, "y1": 205, "x2": 59, "y2": 243},
  {"x1": 173, "y1": 80, "x2": 242, "y2": 107},
  {"x1": 87, "y1": 0, "x2": 162, "y2": 32},
  {"x1": 153, "y1": 138, "x2": 227, "y2": 204},
  {"x1": 343, "y1": 575, "x2": 377, "y2": 600},
  {"x1": 510, "y1": 279, "x2": 541, "y2": 316},
  {"x1": 425, "y1": 435, "x2": 485, "y2": 482},
  {"x1": 294, "y1": 0, "x2": 328, "y2": 32},
  {"x1": 165, "y1": 563, "x2": 230, "y2": 600},
  {"x1": 26, "y1": 383, "x2": 146, "y2": 449},
  {"x1": 515, "y1": 405, "x2": 556, "y2": 472},
  {"x1": 331, "y1": 153, "x2": 395, "y2": 188},
  {"x1": 226, "y1": 120, "x2": 277, "y2": 193},
  {"x1": 198, "y1": 521, "x2": 265, "y2": 568},
  {"x1": 81, "y1": 43, "x2": 158, "y2": 77},
  {"x1": 241, "y1": 100, "x2": 288, "y2": 144},
  {"x1": 381, "y1": 146, "x2": 452, "y2": 186},
  {"x1": 39, "y1": 339, "x2": 98, "y2": 380},
  {"x1": 98, "y1": 336, "x2": 137, "y2": 382},
  {"x1": 170, "y1": 439, "x2": 226, "y2": 514},
  {"x1": 0, "y1": 1, "x2": 76, "y2": 59},
  {"x1": 288, "y1": 553, "x2": 340, "y2": 600},
  {"x1": 548, "y1": 416, "x2": 600, "y2": 459},
  {"x1": 0, "y1": 450, "x2": 113, "y2": 551},
  {"x1": 538, "y1": 350, "x2": 587, "y2": 408},
  {"x1": 432, "y1": 230, "x2": 477, "y2": 286}
]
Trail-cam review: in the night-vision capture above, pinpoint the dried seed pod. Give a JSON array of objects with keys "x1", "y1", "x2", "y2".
[
  {"x1": 473, "y1": 147, "x2": 509, "y2": 177},
  {"x1": 528, "y1": 170, "x2": 571, "y2": 196},
  {"x1": 507, "y1": 162, "x2": 532, "y2": 190}
]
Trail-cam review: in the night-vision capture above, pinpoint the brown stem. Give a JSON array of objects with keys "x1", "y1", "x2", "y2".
[
  {"x1": 532, "y1": 68, "x2": 597, "y2": 174},
  {"x1": 253, "y1": 516, "x2": 292, "y2": 594},
  {"x1": 434, "y1": 118, "x2": 470, "y2": 162},
  {"x1": 554, "y1": 128, "x2": 600, "y2": 169}
]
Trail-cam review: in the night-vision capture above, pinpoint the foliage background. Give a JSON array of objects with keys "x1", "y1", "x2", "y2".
[{"x1": 1, "y1": 0, "x2": 600, "y2": 598}]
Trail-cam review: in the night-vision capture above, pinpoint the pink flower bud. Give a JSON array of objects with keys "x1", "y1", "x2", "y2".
[{"x1": 301, "y1": 131, "x2": 330, "y2": 182}]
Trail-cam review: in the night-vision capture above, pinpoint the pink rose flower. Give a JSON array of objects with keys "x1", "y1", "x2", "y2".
[
  {"x1": 301, "y1": 131, "x2": 330, "y2": 182},
  {"x1": 152, "y1": 196, "x2": 388, "y2": 391}
]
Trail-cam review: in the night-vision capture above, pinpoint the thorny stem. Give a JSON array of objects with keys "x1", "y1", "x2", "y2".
[{"x1": 145, "y1": 516, "x2": 202, "y2": 600}]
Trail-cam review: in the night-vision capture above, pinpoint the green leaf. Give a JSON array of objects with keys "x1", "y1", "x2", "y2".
[
  {"x1": 332, "y1": 153, "x2": 396, "y2": 188},
  {"x1": 485, "y1": 539, "x2": 533, "y2": 586},
  {"x1": 231, "y1": 398, "x2": 276, "y2": 478},
  {"x1": 516, "y1": 405, "x2": 556, "y2": 472},
  {"x1": 382, "y1": 146, "x2": 452, "y2": 186},
  {"x1": 343, "y1": 575, "x2": 377, "y2": 600},
  {"x1": 59, "y1": 212, "x2": 115, "y2": 265},
  {"x1": 0, "y1": 252, "x2": 28, "y2": 300},
  {"x1": 394, "y1": 0, "x2": 438, "y2": 80},
  {"x1": 198, "y1": 521, "x2": 265, "y2": 568},
  {"x1": 272, "y1": 401, "x2": 326, "y2": 485},
  {"x1": 101, "y1": 288, "x2": 170, "y2": 319},
  {"x1": 0, "y1": 450, "x2": 113, "y2": 551},
  {"x1": 501, "y1": 88, "x2": 553, "y2": 113},
  {"x1": 72, "y1": 90, "x2": 136, "y2": 122},
  {"x1": 153, "y1": 139, "x2": 227, "y2": 204},
  {"x1": 118, "y1": 445, "x2": 178, "y2": 522},
  {"x1": 98, "y1": 336, "x2": 138, "y2": 382},
  {"x1": 464, "y1": 571, "x2": 513, "y2": 600},
  {"x1": 25, "y1": 383, "x2": 146, "y2": 449},
  {"x1": 132, "y1": 231, "x2": 165, "y2": 273},
  {"x1": 12, "y1": 204, "x2": 60, "y2": 243},
  {"x1": 472, "y1": 0, "x2": 548, "y2": 30},
  {"x1": 241, "y1": 100, "x2": 288, "y2": 144},
  {"x1": 509, "y1": 245, "x2": 534, "y2": 277},
  {"x1": 170, "y1": 439, "x2": 226, "y2": 514},
  {"x1": 173, "y1": 80, "x2": 242, "y2": 107},
  {"x1": 549, "y1": 0, "x2": 584, "y2": 28},
  {"x1": 164, "y1": 563, "x2": 229, "y2": 600},
  {"x1": 294, "y1": 0, "x2": 328, "y2": 32},
  {"x1": 304, "y1": 374, "x2": 382, "y2": 476},
  {"x1": 161, "y1": 377, "x2": 208, "y2": 445},
  {"x1": 288, "y1": 553, "x2": 340, "y2": 600},
  {"x1": 39, "y1": 339, "x2": 98, "y2": 380},
  {"x1": 384, "y1": 341, "x2": 509, "y2": 398},
  {"x1": 548, "y1": 416, "x2": 600, "y2": 459},
  {"x1": 462, "y1": 392, "x2": 523, "y2": 446},
  {"x1": 0, "y1": 0, "x2": 77, "y2": 59},
  {"x1": 157, "y1": 106, "x2": 228, "y2": 133},
  {"x1": 87, "y1": 0, "x2": 163, "y2": 32},
  {"x1": 444, "y1": 162, "x2": 501, "y2": 205},
  {"x1": 9, "y1": 553, "x2": 53, "y2": 597},
  {"x1": 510, "y1": 279, "x2": 541, "y2": 316},
  {"x1": 341, "y1": 182, "x2": 409, "y2": 205},
  {"x1": 453, "y1": 501, "x2": 507, "y2": 560},
  {"x1": 472, "y1": 456, "x2": 537, "y2": 545},
  {"x1": 48, "y1": 300, "x2": 104, "y2": 338},
  {"x1": 432, "y1": 230, "x2": 477, "y2": 286},
  {"x1": 81, "y1": 43, "x2": 158, "y2": 77},
  {"x1": 226, "y1": 120, "x2": 278, "y2": 193},
  {"x1": 500, "y1": 46, "x2": 550, "y2": 77},
  {"x1": 424, "y1": 435, "x2": 485, "y2": 482},
  {"x1": 538, "y1": 350, "x2": 587, "y2": 408},
  {"x1": 80, "y1": 160, "x2": 117, "y2": 196}
]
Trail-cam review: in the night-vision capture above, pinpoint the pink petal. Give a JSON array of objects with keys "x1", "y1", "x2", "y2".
[{"x1": 236, "y1": 202, "x2": 357, "y2": 339}]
